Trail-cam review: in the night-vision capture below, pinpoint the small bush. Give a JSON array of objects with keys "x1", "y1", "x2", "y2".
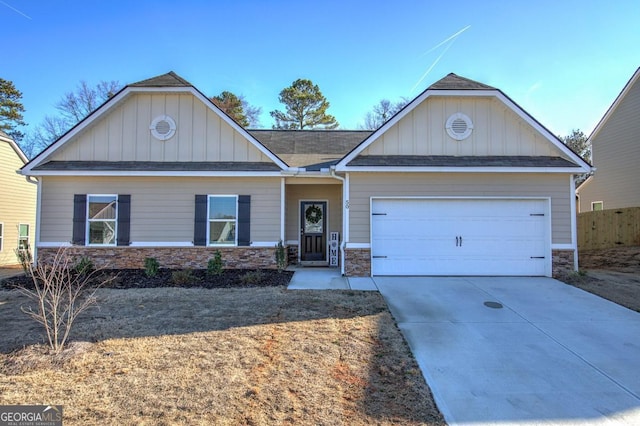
[
  {"x1": 73, "y1": 256, "x2": 94, "y2": 276},
  {"x1": 144, "y1": 257, "x2": 160, "y2": 278},
  {"x1": 240, "y1": 270, "x2": 265, "y2": 285},
  {"x1": 172, "y1": 269, "x2": 194, "y2": 285},
  {"x1": 275, "y1": 241, "x2": 286, "y2": 273},
  {"x1": 14, "y1": 248, "x2": 33, "y2": 277},
  {"x1": 207, "y1": 251, "x2": 224, "y2": 276}
]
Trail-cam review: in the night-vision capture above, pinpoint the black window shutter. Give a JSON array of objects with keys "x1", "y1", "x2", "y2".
[
  {"x1": 194, "y1": 195, "x2": 208, "y2": 246},
  {"x1": 117, "y1": 195, "x2": 131, "y2": 246},
  {"x1": 72, "y1": 194, "x2": 87, "y2": 245},
  {"x1": 237, "y1": 195, "x2": 251, "y2": 246}
]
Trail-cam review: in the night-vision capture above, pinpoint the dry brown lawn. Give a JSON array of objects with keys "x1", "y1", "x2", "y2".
[{"x1": 0, "y1": 287, "x2": 445, "y2": 425}]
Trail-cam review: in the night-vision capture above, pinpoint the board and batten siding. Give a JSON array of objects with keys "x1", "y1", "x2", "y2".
[
  {"x1": 360, "y1": 97, "x2": 562, "y2": 158},
  {"x1": 577, "y1": 74, "x2": 640, "y2": 211},
  {"x1": 0, "y1": 141, "x2": 37, "y2": 265},
  {"x1": 39, "y1": 176, "x2": 281, "y2": 245},
  {"x1": 348, "y1": 172, "x2": 572, "y2": 245},
  {"x1": 285, "y1": 183, "x2": 342, "y2": 243},
  {"x1": 48, "y1": 93, "x2": 271, "y2": 163}
]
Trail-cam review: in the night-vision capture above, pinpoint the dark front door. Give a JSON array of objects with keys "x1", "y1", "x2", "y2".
[{"x1": 300, "y1": 201, "x2": 327, "y2": 261}]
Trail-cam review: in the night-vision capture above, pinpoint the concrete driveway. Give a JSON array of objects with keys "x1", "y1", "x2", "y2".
[{"x1": 375, "y1": 276, "x2": 640, "y2": 425}]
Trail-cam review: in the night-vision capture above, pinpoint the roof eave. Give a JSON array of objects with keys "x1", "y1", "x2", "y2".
[
  {"x1": 334, "y1": 165, "x2": 588, "y2": 173},
  {"x1": 21, "y1": 83, "x2": 291, "y2": 175}
]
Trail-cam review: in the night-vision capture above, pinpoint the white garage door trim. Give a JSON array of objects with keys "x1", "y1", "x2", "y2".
[{"x1": 370, "y1": 196, "x2": 552, "y2": 277}]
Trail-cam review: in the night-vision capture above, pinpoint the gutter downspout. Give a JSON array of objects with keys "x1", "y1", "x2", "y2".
[
  {"x1": 329, "y1": 166, "x2": 346, "y2": 276},
  {"x1": 23, "y1": 175, "x2": 40, "y2": 266}
]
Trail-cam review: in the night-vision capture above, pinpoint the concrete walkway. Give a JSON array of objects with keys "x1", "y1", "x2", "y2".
[
  {"x1": 375, "y1": 276, "x2": 640, "y2": 425},
  {"x1": 287, "y1": 267, "x2": 377, "y2": 291}
]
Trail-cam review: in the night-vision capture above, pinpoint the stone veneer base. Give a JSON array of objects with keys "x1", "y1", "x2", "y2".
[
  {"x1": 344, "y1": 248, "x2": 371, "y2": 277},
  {"x1": 552, "y1": 249, "x2": 575, "y2": 277},
  {"x1": 345, "y1": 248, "x2": 576, "y2": 278},
  {"x1": 37, "y1": 246, "x2": 281, "y2": 270}
]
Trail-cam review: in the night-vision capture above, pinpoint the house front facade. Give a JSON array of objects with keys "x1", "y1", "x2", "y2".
[
  {"x1": 21, "y1": 72, "x2": 591, "y2": 277},
  {"x1": 0, "y1": 131, "x2": 37, "y2": 266}
]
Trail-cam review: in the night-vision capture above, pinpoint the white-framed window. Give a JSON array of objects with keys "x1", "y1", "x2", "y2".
[
  {"x1": 208, "y1": 195, "x2": 238, "y2": 246},
  {"x1": 592, "y1": 201, "x2": 604, "y2": 211},
  {"x1": 87, "y1": 195, "x2": 117, "y2": 246},
  {"x1": 18, "y1": 223, "x2": 29, "y2": 251},
  {"x1": 0, "y1": 223, "x2": 3, "y2": 252}
]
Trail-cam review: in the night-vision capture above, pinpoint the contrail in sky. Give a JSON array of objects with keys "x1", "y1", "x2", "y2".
[
  {"x1": 411, "y1": 25, "x2": 471, "y2": 93},
  {"x1": 0, "y1": 0, "x2": 32, "y2": 19}
]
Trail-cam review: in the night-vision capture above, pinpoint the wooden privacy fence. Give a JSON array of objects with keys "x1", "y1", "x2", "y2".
[{"x1": 578, "y1": 207, "x2": 640, "y2": 250}]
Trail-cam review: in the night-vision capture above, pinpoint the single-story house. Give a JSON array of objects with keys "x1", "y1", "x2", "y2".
[
  {"x1": 20, "y1": 71, "x2": 591, "y2": 277},
  {"x1": 576, "y1": 67, "x2": 640, "y2": 212},
  {"x1": 0, "y1": 130, "x2": 37, "y2": 266}
]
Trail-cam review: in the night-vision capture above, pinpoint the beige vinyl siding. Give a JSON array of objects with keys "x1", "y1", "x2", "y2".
[
  {"x1": 348, "y1": 172, "x2": 572, "y2": 244},
  {"x1": 40, "y1": 176, "x2": 281, "y2": 244},
  {"x1": 285, "y1": 184, "x2": 342, "y2": 242},
  {"x1": 48, "y1": 93, "x2": 272, "y2": 163},
  {"x1": 0, "y1": 141, "x2": 37, "y2": 265},
  {"x1": 577, "y1": 75, "x2": 640, "y2": 211},
  {"x1": 360, "y1": 97, "x2": 563, "y2": 158}
]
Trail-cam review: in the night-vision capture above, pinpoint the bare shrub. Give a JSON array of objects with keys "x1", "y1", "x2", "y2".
[
  {"x1": 171, "y1": 269, "x2": 195, "y2": 285},
  {"x1": 14, "y1": 248, "x2": 33, "y2": 277},
  {"x1": 16, "y1": 248, "x2": 115, "y2": 353},
  {"x1": 240, "y1": 270, "x2": 265, "y2": 285}
]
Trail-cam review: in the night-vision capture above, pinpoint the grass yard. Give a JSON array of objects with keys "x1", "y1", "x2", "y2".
[{"x1": 0, "y1": 287, "x2": 445, "y2": 425}]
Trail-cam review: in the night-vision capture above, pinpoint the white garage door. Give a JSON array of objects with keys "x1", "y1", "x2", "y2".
[{"x1": 371, "y1": 198, "x2": 550, "y2": 276}]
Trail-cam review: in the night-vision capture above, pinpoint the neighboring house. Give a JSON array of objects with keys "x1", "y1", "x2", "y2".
[
  {"x1": 0, "y1": 131, "x2": 36, "y2": 266},
  {"x1": 577, "y1": 67, "x2": 640, "y2": 212},
  {"x1": 21, "y1": 72, "x2": 591, "y2": 277}
]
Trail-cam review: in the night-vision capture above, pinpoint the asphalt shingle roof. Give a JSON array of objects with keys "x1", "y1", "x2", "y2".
[
  {"x1": 33, "y1": 161, "x2": 281, "y2": 172},
  {"x1": 250, "y1": 130, "x2": 371, "y2": 155},
  {"x1": 428, "y1": 73, "x2": 496, "y2": 90},
  {"x1": 347, "y1": 155, "x2": 578, "y2": 168},
  {"x1": 129, "y1": 71, "x2": 192, "y2": 87}
]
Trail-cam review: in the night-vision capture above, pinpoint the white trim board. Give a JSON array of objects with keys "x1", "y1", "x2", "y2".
[
  {"x1": 336, "y1": 87, "x2": 592, "y2": 173},
  {"x1": 21, "y1": 84, "x2": 289, "y2": 175}
]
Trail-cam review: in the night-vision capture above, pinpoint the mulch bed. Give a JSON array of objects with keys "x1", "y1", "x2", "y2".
[{"x1": 0, "y1": 268, "x2": 293, "y2": 290}]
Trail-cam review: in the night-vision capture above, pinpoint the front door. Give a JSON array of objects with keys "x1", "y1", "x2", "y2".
[{"x1": 300, "y1": 201, "x2": 327, "y2": 261}]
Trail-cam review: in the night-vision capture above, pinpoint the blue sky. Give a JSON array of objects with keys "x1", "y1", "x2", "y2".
[{"x1": 4, "y1": 0, "x2": 640, "y2": 137}]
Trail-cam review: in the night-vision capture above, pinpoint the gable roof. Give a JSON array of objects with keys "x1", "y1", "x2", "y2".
[
  {"x1": 587, "y1": 67, "x2": 640, "y2": 143},
  {"x1": 0, "y1": 130, "x2": 29, "y2": 164},
  {"x1": 428, "y1": 73, "x2": 496, "y2": 90},
  {"x1": 129, "y1": 71, "x2": 192, "y2": 87},
  {"x1": 21, "y1": 72, "x2": 289, "y2": 175},
  {"x1": 336, "y1": 72, "x2": 592, "y2": 172}
]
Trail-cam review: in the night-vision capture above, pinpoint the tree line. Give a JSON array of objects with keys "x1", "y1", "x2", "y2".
[{"x1": 1, "y1": 76, "x2": 590, "y2": 164}]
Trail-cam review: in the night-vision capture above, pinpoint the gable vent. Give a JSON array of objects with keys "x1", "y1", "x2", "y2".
[
  {"x1": 150, "y1": 115, "x2": 176, "y2": 141},
  {"x1": 446, "y1": 113, "x2": 473, "y2": 140}
]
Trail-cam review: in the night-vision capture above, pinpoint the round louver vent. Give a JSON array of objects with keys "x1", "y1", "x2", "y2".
[
  {"x1": 150, "y1": 115, "x2": 176, "y2": 141},
  {"x1": 445, "y1": 113, "x2": 473, "y2": 140}
]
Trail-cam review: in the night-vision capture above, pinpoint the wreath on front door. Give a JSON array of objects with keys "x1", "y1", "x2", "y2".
[{"x1": 305, "y1": 205, "x2": 323, "y2": 224}]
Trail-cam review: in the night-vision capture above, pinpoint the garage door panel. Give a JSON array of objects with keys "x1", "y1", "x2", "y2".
[{"x1": 371, "y1": 198, "x2": 550, "y2": 276}]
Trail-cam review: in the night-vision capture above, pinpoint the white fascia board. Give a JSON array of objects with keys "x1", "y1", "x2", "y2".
[
  {"x1": 25, "y1": 170, "x2": 285, "y2": 177},
  {"x1": 493, "y1": 92, "x2": 592, "y2": 172},
  {"x1": 1, "y1": 137, "x2": 29, "y2": 164},
  {"x1": 335, "y1": 166, "x2": 586, "y2": 174},
  {"x1": 22, "y1": 85, "x2": 291, "y2": 175},
  {"x1": 588, "y1": 67, "x2": 640, "y2": 143},
  {"x1": 337, "y1": 90, "x2": 499, "y2": 167},
  {"x1": 187, "y1": 88, "x2": 289, "y2": 170},
  {"x1": 21, "y1": 88, "x2": 133, "y2": 175},
  {"x1": 336, "y1": 88, "x2": 592, "y2": 173}
]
